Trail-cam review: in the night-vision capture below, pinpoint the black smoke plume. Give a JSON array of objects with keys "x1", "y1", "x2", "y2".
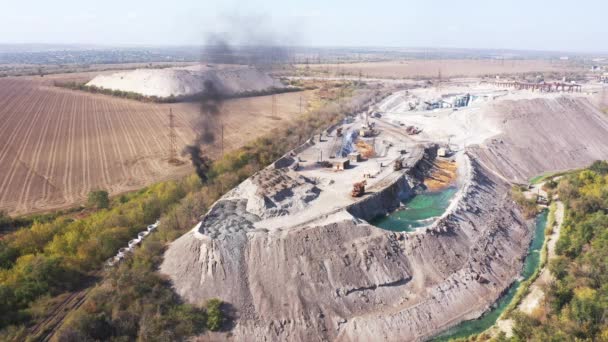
[
  {"x1": 185, "y1": 14, "x2": 295, "y2": 182},
  {"x1": 184, "y1": 80, "x2": 224, "y2": 182},
  {"x1": 183, "y1": 145, "x2": 212, "y2": 181}
]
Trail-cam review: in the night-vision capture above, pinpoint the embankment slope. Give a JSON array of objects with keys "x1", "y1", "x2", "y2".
[
  {"x1": 161, "y1": 151, "x2": 530, "y2": 341},
  {"x1": 471, "y1": 96, "x2": 608, "y2": 182}
]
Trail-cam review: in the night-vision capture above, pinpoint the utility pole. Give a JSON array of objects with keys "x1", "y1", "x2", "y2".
[
  {"x1": 272, "y1": 79, "x2": 277, "y2": 118},
  {"x1": 168, "y1": 108, "x2": 177, "y2": 164},
  {"x1": 299, "y1": 95, "x2": 303, "y2": 114},
  {"x1": 221, "y1": 123, "x2": 225, "y2": 157}
]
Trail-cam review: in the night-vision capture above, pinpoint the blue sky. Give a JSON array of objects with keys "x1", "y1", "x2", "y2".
[{"x1": 2, "y1": 0, "x2": 606, "y2": 52}]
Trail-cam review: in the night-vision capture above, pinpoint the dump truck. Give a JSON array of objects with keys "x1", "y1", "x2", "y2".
[{"x1": 394, "y1": 158, "x2": 404, "y2": 171}]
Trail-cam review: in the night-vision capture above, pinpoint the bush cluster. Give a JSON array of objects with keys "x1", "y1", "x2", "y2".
[{"x1": 507, "y1": 161, "x2": 608, "y2": 341}]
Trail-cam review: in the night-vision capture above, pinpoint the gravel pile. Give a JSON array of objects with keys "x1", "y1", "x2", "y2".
[{"x1": 199, "y1": 199, "x2": 260, "y2": 239}]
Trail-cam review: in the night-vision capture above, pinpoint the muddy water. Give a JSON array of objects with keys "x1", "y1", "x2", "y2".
[
  {"x1": 432, "y1": 210, "x2": 548, "y2": 341},
  {"x1": 371, "y1": 187, "x2": 458, "y2": 232}
]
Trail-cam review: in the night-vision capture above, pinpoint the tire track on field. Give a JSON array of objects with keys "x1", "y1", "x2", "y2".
[
  {"x1": 138, "y1": 103, "x2": 165, "y2": 153},
  {"x1": 18, "y1": 88, "x2": 61, "y2": 211},
  {"x1": 119, "y1": 100, "x2": 155, "y2": 180},
  {"x1": 91, "y1": 97, "x2": 111, "y2": 187},
  {"x1": 79, "y1": 97, "x2": 91, "y2": 199},
  {"x1": 128, "y1": 102, "x2": 166, "y2": 174},
  {"x1": 0, "y1": 85, "x2": 43, "y2": 204},
  {"x1": 0, "y1": 79, "x2": 28, "y2": 109},
  {"x1": 112, "y1": 99, "x2": 140, "y2": 182},
  {"x1": 4, "y1": 89, "x2": 56, "y2": 209},
  {"x1": 0, "y1": 88, "x2": 48, "y2": 177},
  {"x1": 100, "y1": 98, "x2": 128, "y2": 185},
  {"x1": 0, "y1": 79, "x2": 23, "y2": 113},
  {"x1": 0, "y1": 80, "x2": 37, "y2": 138},
  {"x1": 0, "y1": 90, "x2": 52, "y2": 206},
  {"x1": 62, "y1": 96, "x2": 78, "y2": 204},
  {"x1": 42, "y1": 92, "x2": 69, "y2": 203},
  {"x1": 171, "y1": 106, "x2": 196, "y2": 146},
  {"x1": 122, "y1": 100, "x2": 155, "y2": 159}
]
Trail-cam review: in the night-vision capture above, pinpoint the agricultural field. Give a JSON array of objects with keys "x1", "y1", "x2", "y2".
[
  {"x1": 0, "y1": 75, "x2": 317, "y2": 215},
  {"x1": 298, "y1": 59, "x2": 583, "y2": 79}
]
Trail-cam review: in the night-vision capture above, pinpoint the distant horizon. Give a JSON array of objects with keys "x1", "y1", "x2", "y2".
[{"x1": 0, "y1": 43, "x2": 606, "y2": 56}]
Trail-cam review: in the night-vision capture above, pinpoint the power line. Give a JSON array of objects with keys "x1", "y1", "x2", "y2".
[
  {"x1": 221, "y1": 123, "x2": 225, "y2": 157},
  {"x1": 272, "y1": 79, "x2": 277, "y2": 118},
  {"x1": 168, "y1": 108, "x2": 178, "y2": 164}
]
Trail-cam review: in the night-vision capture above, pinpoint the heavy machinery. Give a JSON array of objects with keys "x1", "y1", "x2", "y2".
[
  {"x1": 394, "y1": 158, "x2": 404, "y2": 171},
  {"x1": 405, "y1": 125, "x2": 421, "y2": 135},
  {"x1": 351, "y1": 180, "x2": 367, "y2": 197},
  {"x1": 336, "y1": 127, "x2": 343, "y2": 137}
]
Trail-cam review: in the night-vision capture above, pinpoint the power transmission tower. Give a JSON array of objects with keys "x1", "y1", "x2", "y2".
[
  {"x1": 221, "y1": 123, "x2": 225, "y2": 157},
  {"x1": 299, "y1": 95, "x2": 303, "y2": 114},
  {"x1": 271, "y1": 79, "x2": 277, "y2": 118},
  {"x1": 437, "y1": 68, "x2": 442, "y2": 91},
  {"x1": 168, "y1": 108, "x2": 178, "y2": 164}
]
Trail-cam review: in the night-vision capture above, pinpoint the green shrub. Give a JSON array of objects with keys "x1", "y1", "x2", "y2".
[
  {"x1": 87, "y1": 190, "x2": 109, "y2": 209},
  {"x1": 206, "y1": 298, "x2": 224, "y2": 331}
]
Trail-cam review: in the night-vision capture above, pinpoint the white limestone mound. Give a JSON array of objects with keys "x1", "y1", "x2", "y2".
[{"x1": 86, "y1": 64, "x2": 284, "y2": 98}]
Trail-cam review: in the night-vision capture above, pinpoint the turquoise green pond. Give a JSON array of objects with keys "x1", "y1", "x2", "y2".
[
  {"x1": 432, "y1": 210, "x2": 548, "y2": 341},
  {"x1": 371, "y1": 187, "x2": 458, "y2": 232}
]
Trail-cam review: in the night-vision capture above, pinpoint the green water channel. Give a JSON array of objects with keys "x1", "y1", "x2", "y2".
[
  {"x1": 432, "y1": 210, "x2": 548, "y2": 341},
  {"x1": 371, "y1": 187, "x2": 458, "y2": 232}
]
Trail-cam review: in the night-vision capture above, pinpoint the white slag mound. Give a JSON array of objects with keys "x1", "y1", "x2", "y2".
[{"x1": 86, "y1": 64, "x2": 282, "y2": 98}]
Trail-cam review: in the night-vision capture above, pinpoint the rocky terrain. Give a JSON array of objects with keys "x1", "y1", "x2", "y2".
[
  {"x1": 161, "y1": 83, "x2": 608, "y2": 341},
  {"x1": 87, "y1": 64, "x2": 284, "y2": 98}
]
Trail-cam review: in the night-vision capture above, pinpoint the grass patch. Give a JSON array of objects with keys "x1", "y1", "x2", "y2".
[
  {"x1": 511, "y1": 185, "x2": 539, "y2": 219},
  {"x1": 529, "y1": 169, "x2": 577, "y2": 185}
]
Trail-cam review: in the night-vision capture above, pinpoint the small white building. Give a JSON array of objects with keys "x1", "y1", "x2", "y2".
[{"x1": 437, "y1": 147, "x2": 449, "y2": 157}]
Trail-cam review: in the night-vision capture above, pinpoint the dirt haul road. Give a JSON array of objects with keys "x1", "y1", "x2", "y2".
[{"x1": 161, "y1": 82, "x2": 608, "y2": 341}]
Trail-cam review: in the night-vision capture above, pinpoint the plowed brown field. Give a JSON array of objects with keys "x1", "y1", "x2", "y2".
[
  {"x1": 300, "y1": 59, "x2": 582, "y2": 78},
  {"x1": 0, "y1": 76, "x2": 315, "y2": 214}
]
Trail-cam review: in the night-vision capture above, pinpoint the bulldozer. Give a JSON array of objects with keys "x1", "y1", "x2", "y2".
[{"x1": 351, "y1": 180, "x2": 367, "y2": 197}]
